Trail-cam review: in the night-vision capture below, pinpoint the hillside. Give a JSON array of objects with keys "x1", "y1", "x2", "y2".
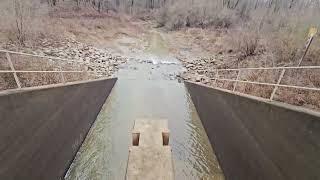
[{"x1": 0, "y1": 0, "x2": 319, "y2": 110}]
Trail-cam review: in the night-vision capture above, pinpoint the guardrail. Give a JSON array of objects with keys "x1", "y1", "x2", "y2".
[
  {"x1": 0, "y1": 50, "x2": 109, "y2": 90},
  {"x1": 211, "y1": 65, "x2": 320, "y2": 100}
]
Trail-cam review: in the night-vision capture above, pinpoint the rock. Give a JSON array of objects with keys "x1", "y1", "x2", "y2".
[
  {"x1": 197, "y1": 70, "x2": 205, "y2": 75},
  {"x1": 186, "y1": 64, "x2": 194, "y2": 68},
  {"x1": 21, "y1": 38, "x2": 128, "y2": 77},
  {"x1": 84, "y1": 57, "x2": 90, "y2": 62},
  {"x1": 195, "y1": 76, "x2": 202, "y2": 82},
  {"x1": 202, "y1": 77, "x2": 210, "y2": 84}
]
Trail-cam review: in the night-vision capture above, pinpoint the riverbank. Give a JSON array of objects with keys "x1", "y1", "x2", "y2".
[{"x1": 0, "y1": 7, "x2": 319, "y2": 110}]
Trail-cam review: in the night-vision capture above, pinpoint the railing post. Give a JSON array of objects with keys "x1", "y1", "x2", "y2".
[
  {"x1": 270, "y1": 68, "x2": 286, "y2": 100},
  {"x1": 233, "y1": 69, "x2": 241, "y2": 92},
  {"x1": 58, "y1": 60, "x2": 66, "y2": 84},
  {"x1": 214, "y1": 69, "x2": 219, "y2": 86},
  {"x1": 85, "y1": 65, "x2": 90, "y2": 80},
  {"x1": 298, "y1": 36, "x2": 313, "y2": 66},
  {"x1": 298, "y1": 28, "x2": 316, "y2": 66},
  {"x1": 94, "y1": 62, "x2": 98, "y2": 76},
  {"x1": 270, "y1": 29, "x2": 316, "y2": 100},
  {"x1": 6, "y1": 52, "x2": 22, "y2": 89},
  {"x1": 80, "y1": 63, "x2": 89, "y2": 80}
]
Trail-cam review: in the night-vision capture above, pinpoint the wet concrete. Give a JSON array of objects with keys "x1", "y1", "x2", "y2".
[
  {"x1": 186, "y1": 82, "x2": 320, "y2": 180},
  {"x1": 0, "y1": 78, "x2": 116, "y2": 180},
  {"x1": 65, "y1": 33, "x2": 224, "y2": 179}
]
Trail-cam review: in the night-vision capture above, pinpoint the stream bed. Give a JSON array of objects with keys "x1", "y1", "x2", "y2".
[{"x1": 65, "y1": 32, "x2": 224, "y2": 180}]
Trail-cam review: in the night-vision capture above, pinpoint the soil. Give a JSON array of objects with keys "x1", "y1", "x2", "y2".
[{"x1": 1, "y1": 12, "x2": 319, "y2": 111}]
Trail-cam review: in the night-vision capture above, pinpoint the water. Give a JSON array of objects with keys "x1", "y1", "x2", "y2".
[{"x1": 65, "y1": 33, "x2": 224, "y2": 180}]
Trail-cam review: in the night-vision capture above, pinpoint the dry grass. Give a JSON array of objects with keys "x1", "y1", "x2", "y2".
[
  {"x1": 181, "y1": 25, "x2": 320, "y2": 110},
  {"x1": 212, "y1": 58, "x2": 320, "y2": 110},
  {"x1": 155, "y1": 1, "x2": 237, "y2": 30},
  {"x1": 0, "y1": 0, "x2": 51, "y2": 46},
  {"x1": 0, "y1": 52, "x2": 89, "y2": 90},
  {"x1": 0, "y1": 0, "x2": 319, "y2": 110},
  {"x1": 227, "y1": 28, "x2": 261, "y2": 60},
  {"x1": 0, "y1": 2, "x2": 140, "y2": 91}
]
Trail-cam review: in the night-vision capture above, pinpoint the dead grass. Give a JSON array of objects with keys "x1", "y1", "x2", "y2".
[
  {"x1": 176, "y1": 25, "x2": 320, "y2": 111},
  {"x1": 164, "y1": 28, "x2": 224, "y2": 60},
  {"x1": 0, "y1": 0, "x2": 319, "y2": 111},
  {"x1": 217, "y1": 35, "x2": 320, "y2": 110},
  {"x1": 0, "y1": 52, "x2": 88, "y2": 90},
  {"x1": 0, "y1": 73, "x2": 18, "y2": 91},
  {"x1": 228, "y1": 29, "x2": 260, "y2": 60}
]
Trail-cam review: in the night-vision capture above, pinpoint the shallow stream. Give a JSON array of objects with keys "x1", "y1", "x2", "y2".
[{"x1": 65, "y1": 32, "x2": 224, "y2": 180}]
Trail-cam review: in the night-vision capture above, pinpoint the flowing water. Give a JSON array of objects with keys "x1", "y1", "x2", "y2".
[{"x1": 65, "y1": 33, "x2": 224, "y2": 180}]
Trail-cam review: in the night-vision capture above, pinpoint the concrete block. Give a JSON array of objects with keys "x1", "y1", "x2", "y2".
[{"x1": 126, "y1": 119, "x2": 174, "y2": 180}]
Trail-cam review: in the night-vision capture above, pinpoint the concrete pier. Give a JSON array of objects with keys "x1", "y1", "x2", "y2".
[{"x1": 126, "y1": 119, "x2": 174, "y2": 180}]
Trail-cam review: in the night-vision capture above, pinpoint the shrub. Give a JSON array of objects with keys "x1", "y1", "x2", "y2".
[
  {"x1": 0, "y1": 0, "x2": 48, "y2": 46},
  {"x1": 228, "y1": 28, "x2": 260, "y2": 60},
  {"x1": 269, "y1": 33, "x2": 301, "y2": 66}
]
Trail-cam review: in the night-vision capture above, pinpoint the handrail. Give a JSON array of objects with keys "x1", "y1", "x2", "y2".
[
  {"x1": 211, "y1": 65, "x2": 320, "y2": 101},
  {"x1": 0, "y1": 49, "x2": 108, "y2": 68},
  {"x1": 212, "y1": 77, "x2": 320, "y2": 92},
  {"x1": 0, "y1": 70, "x2": 84, "y2": 73},
  {"x1": 0, "y1": 49, "x2": 84, "y2": 64},
  {"x1": 0, "y1": 50, "x2": 109, "y2": 90},
  {"x1": 211, "y1": 66, "x2": 320, "y2": 71},
  {"x1": 0, "y1": 70, "x2": 108, "y2": 73}
]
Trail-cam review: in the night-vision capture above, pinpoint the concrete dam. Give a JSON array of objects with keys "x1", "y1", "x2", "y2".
[{"x1": 1, "y1": 78, "x2": 320, "y2": 180}]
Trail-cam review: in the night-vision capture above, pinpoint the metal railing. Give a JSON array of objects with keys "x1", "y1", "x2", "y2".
[
  {"x1": 0, "y1": 50, "x2": 109, "y2": 90},
  {"x1": 211, "y1": 28, "x2": 319, "y2": 101},
  {"x1": 211, "y1": 65, "x2": 320, "y2": 100}
]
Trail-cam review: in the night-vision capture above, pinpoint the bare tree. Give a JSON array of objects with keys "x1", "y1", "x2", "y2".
[
  {"x1": 47, "y1": 0, "x2": 58, "y2": 6},
  {"x1": 13, "y1": 0, "x2": 26, "y2": 45}
]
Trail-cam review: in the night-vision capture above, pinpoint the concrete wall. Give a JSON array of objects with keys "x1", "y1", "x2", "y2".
[
  {"x1": 0, "y1": 78, "x2": 117, "y2": 180},
  {"x1": 185, "y1": 81, "x2": 320, "y2": 180}
]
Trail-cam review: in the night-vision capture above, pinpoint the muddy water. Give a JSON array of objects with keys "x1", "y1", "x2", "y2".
[{"x1": 65, "y1": 33, "x2": 224, "y2": 180}]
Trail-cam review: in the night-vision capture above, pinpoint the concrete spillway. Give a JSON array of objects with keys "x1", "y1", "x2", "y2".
[
  {"x1": 185, "y1": 81, "x2": 320, "y2": 180},
  {"x1": 1, "y1": 78, "x2": 320, "y2": 180}
]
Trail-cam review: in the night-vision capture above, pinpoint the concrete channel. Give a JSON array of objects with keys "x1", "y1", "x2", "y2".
[
  {"x1": 0, "y1": 78, "x2": 116, "y2": 180},
  {"x1": 2, "y1": 31, "x2": 320, "y2": 180},
  {"x1": 186, "y1": 81, "x2": 320, "y2": 180},
  {"x1": 64, "y1": 64, "x2": 223, "y2": 179},
  {"x1": 65, "y1": 32, "x2": 223, "y2": 180},
  {"x1": 1, "y1": 75, "x2": 320, "y2": 180}
]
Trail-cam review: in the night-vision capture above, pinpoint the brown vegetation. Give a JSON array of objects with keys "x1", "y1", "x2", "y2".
[
  {"x1": 0, "y1": 0, "x2": 319, "y2": 110},
  {"x1": 0, "y1": 52, "x2": 89, "y2": 90}
]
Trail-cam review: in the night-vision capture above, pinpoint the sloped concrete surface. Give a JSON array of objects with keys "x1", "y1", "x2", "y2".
[
  {"x1": 126, "y1": 119, "x2": 174, "y2": 180},
  {"x1": 185, "y1": 81, "x2": 320, "y2": 180},
  {"x1": 0, "y1": 78, "x2": 116, "y2": 180}
]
